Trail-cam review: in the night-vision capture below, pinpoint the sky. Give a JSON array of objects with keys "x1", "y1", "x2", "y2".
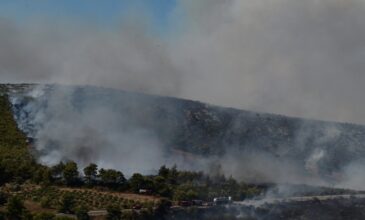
[
  {"x1": 2, "y1": 0, "x2": 365, "y2": 125},
  {"x1": 0, "y1": 0, "x2": 177, "y2": 30}
]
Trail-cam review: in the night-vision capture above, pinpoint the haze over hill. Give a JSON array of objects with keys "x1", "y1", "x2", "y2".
[
  {"x1": 2, "y1": 0, "x2": 365, "y2": 124},
  {"x1": 2, "y1": 1, "x2": 365, "y2": 219},
  {"x1": 2, "y1": 84, "x2": 365, "y2": 191}
]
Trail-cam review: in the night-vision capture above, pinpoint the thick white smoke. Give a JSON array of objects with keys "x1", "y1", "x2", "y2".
[
  {"x1": 3, "y1": 0, "x2": 365, "y2": 189},
  {"x1": 1, "y1": 0, "x2": 365, "y2": 124}
]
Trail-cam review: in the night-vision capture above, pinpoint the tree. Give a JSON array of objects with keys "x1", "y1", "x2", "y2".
[
  {"x1": 83, "y1": 163, "x2": 98, "y2": 186},
  {"x1": 173, "y1": 188, "x2": 198, "y2": 201},
  {"x1": 158, "y1": 165, "x2": 169, "y2": 178},
  {"x1": 0, "y1": 192, "x2": 7, "y2": 206},
  {"x1": 168, "y1": 165, "x2": 178, "y2": 185},
  {"x1": 58, "y1": 193, "x2": 76, "y2": 214},
  {"x1": 51, "y1": 162, "x2": 65, "y2": 180},
  {"x1": 0, "y1": 212, "x2": 5, "y2": 220},
  {"x1": 155, "y1": 199, "x2": 172, "y2": 216},
  {"x1": 0, "y1": 164, "x2": 9, "y2": 186},
  {"x1": 6, "y1": 196, "x2": 26, "y2": 220},
  {"x1": 33, "y1": 167, "x2": 53, "y2": 186},
  {"x1": 154, "y1": 176, "x2": 172, "y2": 197},
  {"x1": 63, "y1": 161, "x2": 79, "y2": 186},
  {"x1": 106, "y1": 205, "x2": 121, "y2": 220},
  {"x1": 128, "y1": 173, "x2": 145, "y2": 193},
  {"x1": 75, "y1": 205, "x2": 90, "y2": 220},
  {"x1": 99, "y1": 169, "x2": 126, "y2": 189},
  {"x1": 40, "y1": 196, "x2": 52, "y2": 208}
]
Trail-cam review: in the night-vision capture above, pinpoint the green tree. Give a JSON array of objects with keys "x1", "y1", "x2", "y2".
[
  {"x1": 99, "y1": 169, "x2": 126, "y2": 189},
  {"x1": 128, "y1": 173, "x2": 145, "y2": 193},
  {"x1": 40, "y1": 196, "x2": 52, "y2": 208},
  {"x1": 63, "y1": 161, "x2": 79, "y2": 186},
  {"x1": 83, "y1": 163, "x2": 98, "y2": 186},
  {"x1": 158, "y1": 165, "x2": 169, "y2": 178},
  {"x1": 6, "y1": 196, "x2": 26, "y2": 220},
  {"x1": 155, "y1": 199, "x2": 172, "y2": 216},
  {"x1": 75, "y1": 205, "x2": 89, "y2": 220},
  {"x1": 0, "y1": 192, "x2": 7, "y2": 205},
  {"x1": 34, "y1": 167, "x2": 53, "y2": 186},
  {"x1": 51, "y1": 162, "x2": 65, "y2": 180},
  {"x1": 168, "y1": 165, "x2": 178, "y2": 185},
  {"x1": 173, "y1": 187, "x2": 198, "y2": 201},
  {"x1": 0, "y1": 164, "x2": 9, "y2": 186},
  {"x1": 58, "y1": 193, "x2": 76, "y2": 214},
  {"x1": 106, "y1": 205, "x2": 121, "y2": 220},
  {"x1": 154, "y1": 176, "x2": 172, "y2": 197}
]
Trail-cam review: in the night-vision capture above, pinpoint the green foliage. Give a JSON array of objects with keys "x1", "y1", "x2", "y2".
[
  {"x1": 173, "y1": 185, "x2": 198, "y2": 201},
  {"x1": 128, "y1": 173, "x2": 145, "y2": 193},
  {"x1": 51, "y1": 162, "x2": 65, "y2": 181},
  {"x1": 75, "y1": 205, "x2": 89, "y2": 220},
  {"x1": 155, "y1": 198, "x2": 172, "y2": 216},
  {"x1": 6, "y1": 196, "x2": 27, "y2": 220},
  {"x1": 33, "y1": 212, "x2": 56, "y2": 220},
  {"x1": 121, "y1": 210, "x2": 139, "y2": 220},
  {"x1": 107, "y1": 204, "x2": 121, "y2": 220},
  {"x1": 0, "y1": 192, "x2": 7, "y2": 205},
  {"x1": 40, "y1": 195, "x2": 52, "y2": 208},
  {"x1": 58, "y1": 193, "x2": 76, "y2": 214},
  {"x1": 158, "y1": 165, "x2": 169, "y2": 178},
  {"x1": 0, "y1": 95, "x2": 27, "y2": 147},
  {"x1": 63, "y1": 161, "x2": 79, "y2": 186},
  {"x1": 33, "y1": 166, "x2": 53, "y2": 186},
  {"x1": 99, "y1": 168, "x2": 126, "y2": 189},
  {"x1": 0, "y1": 95, "x2": 39, "y2": 184},
  {"x1": 83, "y1": 163, "x2": 97, "y2": 185}
]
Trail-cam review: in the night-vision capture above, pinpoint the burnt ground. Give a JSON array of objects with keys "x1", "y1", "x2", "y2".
[
  {"x1": 247, "y1": 197, "x2": 365, "y2": 220},
  {"x1": 166, "y1": 197, "x2": 365, "y2": 220}
]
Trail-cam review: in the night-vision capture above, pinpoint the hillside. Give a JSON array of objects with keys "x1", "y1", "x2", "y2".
[
  {"x1": 2, "y1": 84, "x2": 365, "y2": 185},
  {"x1": 0, "y1": 93, "x2": 38, "y2": 184}
]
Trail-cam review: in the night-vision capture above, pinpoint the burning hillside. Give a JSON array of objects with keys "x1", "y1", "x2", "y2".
[{"x1": 2, "y1": 84, "x2": 365, "y2": 190}]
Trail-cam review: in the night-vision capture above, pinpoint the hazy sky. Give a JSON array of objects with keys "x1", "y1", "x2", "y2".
[
  {"x1": 0, "y1": 0, "x2": 176, "y2": 29},
  {"x1": 2, "y1": 0, "x2": 365, "y2": 125}
]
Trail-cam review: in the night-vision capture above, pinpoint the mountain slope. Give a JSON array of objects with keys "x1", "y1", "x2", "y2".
[{"x1": 2, "y1": 84, "x2": 365, "y2": 186}]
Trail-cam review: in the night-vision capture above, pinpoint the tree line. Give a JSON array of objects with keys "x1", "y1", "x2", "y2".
[{"x1": 31, "y1": 161, "x2": 261, "y2": 202}]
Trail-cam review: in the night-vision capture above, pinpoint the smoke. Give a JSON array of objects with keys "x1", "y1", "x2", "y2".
[
  {"x1": 219, "y1": 149, "x2": 327, "y2": 185},
  {"x1": 337, "y1": 160, "x2": 365, "y2": 190},
  {"x1": 2, "y1": 0, "x2": 365, "y2": 189},
  {"x1": 10, "y1": 85, "x2": 164, "y2": 174},
  {"x1": 1, "y1": 0, "x2": 365, "y2": 124},
  {"x1": 8, "y1": 84, "x2": 365, "y2": 190},
  {"x1": 9, "y1": 85, "x2": 219, "y2": 175},
  {"x1": 172, "y1": 0, "x2": 365, "y2": 124}
]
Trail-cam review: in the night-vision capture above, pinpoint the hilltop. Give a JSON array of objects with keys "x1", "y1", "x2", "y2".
[{"x1": 2, "y1": 84, "x2": 365, "y2": 185}]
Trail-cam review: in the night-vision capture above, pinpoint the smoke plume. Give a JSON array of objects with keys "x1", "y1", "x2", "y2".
[
  {"x1": 2, "y1": 0, "x2": 365, "y2": 189},
  {"x1": 1, "y1": 0, "x2": 365, "y2": 123}
]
